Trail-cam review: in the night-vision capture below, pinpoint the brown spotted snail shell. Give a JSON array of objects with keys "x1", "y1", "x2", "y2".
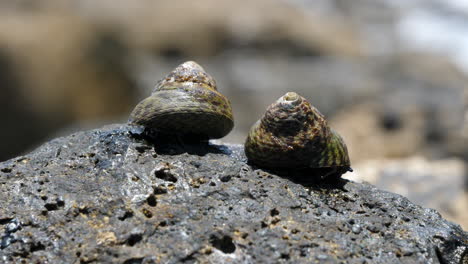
[
  {"x1": 129, "y1": 61, "x2": 234, "y2": 140},
  {"x1": 244, "y1": 92, "x2": 352, "y2": 178}
]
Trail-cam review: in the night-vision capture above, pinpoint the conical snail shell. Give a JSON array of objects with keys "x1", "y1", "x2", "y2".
[
  {"x1": 129, "y1": 61, "x2": 234, "y2": 140},
  {"x1": 244, "y1": 92, "x2": 351, "y2": 176}
]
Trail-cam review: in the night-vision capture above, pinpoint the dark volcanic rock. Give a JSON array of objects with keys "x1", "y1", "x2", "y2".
[{"x1": 0, "y1": 124, "x2": 466, "y2": 264}]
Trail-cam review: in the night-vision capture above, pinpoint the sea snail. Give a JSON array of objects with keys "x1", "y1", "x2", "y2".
[
  {"x1": 244, "y1": 92, "x2": 352, "y2": 179},
  {"x1": 129, "y1": 61, "x2": 234, "y2": 140}
]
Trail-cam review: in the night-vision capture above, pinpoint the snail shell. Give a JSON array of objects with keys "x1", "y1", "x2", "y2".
[
  {"x1": 129, "y1": 61, "x2": 234, "y2": 140},
  {"x1": 244, "y1": 92, "x2": 351, "y2": 178}
]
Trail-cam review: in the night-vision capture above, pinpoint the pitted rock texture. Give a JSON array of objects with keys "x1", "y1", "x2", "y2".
[{"x1": 0, "y1": 124, "x2": 466, "y2": 264}]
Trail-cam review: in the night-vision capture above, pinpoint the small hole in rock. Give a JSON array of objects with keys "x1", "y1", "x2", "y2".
[
  {"x1": 153, "y1": 186, "x2": 167, "y2": 195},
  {"x1": 210, "y1": 235, "x2": 236, "y2": 254},
  {"x1": 30, "y1": 242, "x2": 45, "y2": 252},
  {"x1": 220, "y1": 175, "x2": 231, "y2": 182},
  {"x1": 270, "y1": 208, "x2": 280, "y2": 217},
  {"x1": 146, "y1": 195, "x2": 157, "y2": 207},
  {"x1": 127, "y1": 234, "x2": 143, "y2": 246},
  {"x1": 1, "y1": 168, "x2": 12, "y2": 173},
  {"x1": 141, "y1": 208, "x2": 153, "y2": 218},
  {"x1": 135, "y1": 144, "x2": 151, "y2": 153},
  {"x1": 118, "y1": 211, "x2": 133, "y2": 221},
  {"x1": 44, "y1": 203, "x2": 58, "y2": 211},
  {"x1": 78, "y1": 207, "x2": 89, "y2": 215},
  {"x1": 190, "y1": 161, "x2": 201, "y2": 168},
  {"x1": 123, "y1": 257, "x2": 144, "y2": 264},
  {"x1": 0, "y1": 218, "x2": 13, "y2": 225},
  {"x1": 155, "y1": 169, "x2": 177, "y2": 182}
]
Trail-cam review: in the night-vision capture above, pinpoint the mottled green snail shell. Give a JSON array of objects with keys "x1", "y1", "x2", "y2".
[
  {"x1": 129, "y1": 61, "x2": 234, "y2": 139},
  {"x1": 245, "y1": 92, "x2": 351, "y2": 177}
]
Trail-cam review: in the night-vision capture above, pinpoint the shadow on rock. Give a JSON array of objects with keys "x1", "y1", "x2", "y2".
[
  {"x1": 128, "y1": 126, "x2": 231, "y2": 156},
  {"x1": 254, "y1": 165, "x2": 349, "y2": 191}
]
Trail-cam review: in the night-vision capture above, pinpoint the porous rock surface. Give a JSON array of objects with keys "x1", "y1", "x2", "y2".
[{"x1": 0, "y1": 124, "x2": 467, "y2": 264}]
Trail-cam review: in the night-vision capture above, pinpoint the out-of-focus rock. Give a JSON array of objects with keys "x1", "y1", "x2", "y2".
[
  {"x1": 0, "y1": 12, "x2": 138, "y2": 160},
  {"x1": 345, "y1": 156, "x2": 468, "y2": 230},
  {"x1": 330, "y1": 62, "x2": 466, "y2": 161},
  {"x1": 0, "y1": 124, "x2": 467, "y2": 263},
  {"x1": 77, "y1": 0, "x2": 364, "y2": 57},
  {"x1": 0, "y1": 13, "x2": 137, "y2": 120},
  {"x1": 331, "y1": 103, "x2": 426, "y2": 163}
]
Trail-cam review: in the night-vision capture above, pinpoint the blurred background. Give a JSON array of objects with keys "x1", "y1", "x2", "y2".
[{"x1": 0, "y1": 0, "x2": 466, "y2": 229}]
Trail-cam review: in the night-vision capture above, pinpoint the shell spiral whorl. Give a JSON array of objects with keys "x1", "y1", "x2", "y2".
[
  {"x1": 129, "y1": 61, "x2": 234, "y2": 140},
  {"x1": 245, "y1": 92, "x2": 351, "y2": 178}
]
